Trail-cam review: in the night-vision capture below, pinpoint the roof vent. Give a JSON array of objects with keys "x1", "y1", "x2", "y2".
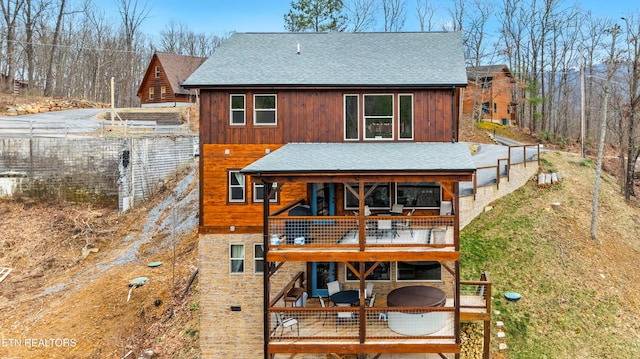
[{"x1": 297, "y1": 43, "x2": 301, "y2": 55}]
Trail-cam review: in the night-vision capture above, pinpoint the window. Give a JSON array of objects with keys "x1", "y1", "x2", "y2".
[
  {"x1": 364, "y1": 94, "x2": 393, "y2": 139},
  {"x1": 161, "y1": 86, "x2": 166, "y2": 99},
  {"x1": 345, "y1": 182, "x2": 390, "y2": 210},
  {"x1": 399, "y1": 94, "x2": 413, "y2": 139},
  {"x1": 481, "y1": 102, "x2": 490, "y2": 114},
  {"x1": 481, "y1": 77, "x2": 492, "y2": 89},
  {"x1": 344, "y1": 95, "x2": 359, "y2": 140},
  {"x1": 230, "y1": 244, "x2": 245, "y2": 274},
  {"x1": 346, "y1": 262, "x2": 391, "y2": 281},
  {"x1": 230, "y1": 94, "x2": 246, "y2": 125},
  {"x1": 494, "y1": 103, "x2": 497, "y2": 112},
  {"x1": 155, "y1": 66, "x2": 160, "y2": 78},
  {"x1": 397, "y1": 261, "x2": 441, "y2": 281},
  {"x1": 396, "y1": 182, "x2": 440, "y2": 208},
  {"x1": 253, "y1": 182, "x2": 278, "y2": 203},
  {"x1": 254, "y1": 244, "x2": 264, "y2": 274},
  {"x1": 148, "y1": 87, "x2": 154, "y2": 100},
  {"x1": 228, "y1": 170, "x2": 245, "y2": 203},
  {"x1": 254, "y1": 95, "x2": 276, "y2": 125}
]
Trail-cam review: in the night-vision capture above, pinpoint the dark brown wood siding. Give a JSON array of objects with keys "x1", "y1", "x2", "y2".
[
  {"x1": 200, "y1": 88, "x2": 460, "y2": 145},
  {"x1": 138, "y1": 56, "x2": 193, "y2": 105}
]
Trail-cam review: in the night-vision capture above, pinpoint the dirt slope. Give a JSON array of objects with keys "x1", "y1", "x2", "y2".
[{"x1": 0, "y1": 164, "x2": 200, "y2": 359}]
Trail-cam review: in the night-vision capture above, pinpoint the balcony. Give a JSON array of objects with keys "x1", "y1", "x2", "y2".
[
  {"x1": 267, "y1": 274, "x2": 491, "y2": 356},
  {"x1": 268, "y1": 214, "x2": 456, "y2": 250}
]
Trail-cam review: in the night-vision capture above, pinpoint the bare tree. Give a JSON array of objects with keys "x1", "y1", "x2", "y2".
[
  {"x1": 116, "y1": 0, "x2": 150, "y2": 106},
  {"x1": 158, "y1": 20, "x2": 227, "y2": 57},
  {"x1": 446, "y1": 0, "x2": 465, "y2": 32},
  {"x1": 382, "y1": 0, "x2": 406, "y2": 32},
  {"x1": 463, "y1": 0, "x2": 495, "y2": 129},
  {"x1": 591, "y1": 24, "x2": 619, "y2": 242},
  {"x1": 42, "y1": 0, "x2": 66, "y2": 96},
  {"x1": 415, "y1": 0, "x2": 437, "y2": 32},
  {"x1": 498, "y1": 0, "x2": 529, "y2": 130},
  {"x1": 0, "y1": 0, "x2": 26, "y2": 92},
  {"x1": 21, "y1": 0, "x2": 48, "y2": 89},
  {"x1": 343, "y1": 0, "x2": 377, "y2": 32},
  {"x1": 619, "y1": 15, "x2": 640, "y2": 202}
]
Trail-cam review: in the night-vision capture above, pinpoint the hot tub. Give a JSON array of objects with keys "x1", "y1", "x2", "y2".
[{"x1": 387, "y1": 285, "x2": 447, "y2": 335}]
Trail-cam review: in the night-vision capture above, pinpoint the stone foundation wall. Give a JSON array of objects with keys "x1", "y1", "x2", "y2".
[{"x1": 460, "y1": 160, "x2": 538, "y2": 229}]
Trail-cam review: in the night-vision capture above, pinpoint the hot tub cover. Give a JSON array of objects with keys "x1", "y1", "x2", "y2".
[{"x1": 387, "y1": 285, "x2": 446, "y2": 307}]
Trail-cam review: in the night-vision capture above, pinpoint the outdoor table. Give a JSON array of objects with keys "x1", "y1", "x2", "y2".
[{"x1": 330, "y1": 290, "x2": 359, "y2": 305}]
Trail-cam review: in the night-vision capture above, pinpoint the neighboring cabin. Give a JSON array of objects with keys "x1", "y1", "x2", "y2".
[
  {"x1": 184, "y1": 32, "x2": 490, "y2": 359},
  {"x1": 462, "y1": 64, "x2": 520, "y2": 126},
  {"x1": 136, "y1": 52, "x2": 206, "y2": 107}
]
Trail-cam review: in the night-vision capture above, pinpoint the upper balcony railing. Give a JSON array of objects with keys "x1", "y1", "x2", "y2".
[{"x1": 267, "y1": 214, "x2": 455, "y2": 250}]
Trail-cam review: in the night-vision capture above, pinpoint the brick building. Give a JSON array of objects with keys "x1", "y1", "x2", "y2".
[{"x1": 184, "y1": 32, "x2": 492, "y2": 359}]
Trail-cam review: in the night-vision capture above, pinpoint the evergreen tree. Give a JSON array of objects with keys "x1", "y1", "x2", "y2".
[{"x1": 284, "y1": 0, "x2": 347, "y2": 32}]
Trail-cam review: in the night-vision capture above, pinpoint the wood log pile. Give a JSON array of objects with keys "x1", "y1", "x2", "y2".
[
  {"x1": 460, "y1": 322, "x2": 484, "y2": 359},
  {"x1": 5, "y1": 99, "x2": 109, "y2": 115},
  {"x1": 537, "y1": 172, "x2": 563, "y2": 188}
]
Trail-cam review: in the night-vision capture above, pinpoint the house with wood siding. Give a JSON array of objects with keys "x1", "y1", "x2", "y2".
[
  {"x1": 137, "y1": 52, "x2": 206, "y2": 107},
  {"x1": 184, "y1": 32, "x2": 491, "y2": 359},
  {"x1": 463, "y1": 65, "x2": 520, "y2": 125}
]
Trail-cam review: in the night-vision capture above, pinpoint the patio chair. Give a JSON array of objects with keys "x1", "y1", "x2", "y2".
[
  {"x1": 335, "y1": 303, "x2": 357, "y2": 331},
  {"x1": 274, "y1": 312, "x2": 299, "y2": 336},
  {"x1": 352, "y1": 205, "x2": 372, "y2": 217},
  {"x1": 390, "y1": 204, "x2": 404, "y2": 215},
  {"x1": 318, "y1": 296, "x2": 328, "y2": 325},
  {"x1": 365, "y1": 282, "x2": 375, "y2": 300},
  {"x1": 440, "y1": 201, "x2": 453, "y2": 216},
  {"x1": 327, "y1": 280, "x2": 342, "y2": 297},
  {"x1": 395, "y1": 208, "x2": 415, "y2": 238},
  {"x1": 376, "y1": 219, "x2": 396, "y2": 241},
  {"x1": 368, "y1": 294, "x2": 376, "y2": 307}
]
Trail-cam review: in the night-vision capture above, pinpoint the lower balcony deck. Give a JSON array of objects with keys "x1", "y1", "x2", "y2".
[
  {"x1": 266, "y1": 268, "x2": 492, "y2": 356},
  {"x1": 268, "y1": 293, "x2": 488, "y2": 356}
]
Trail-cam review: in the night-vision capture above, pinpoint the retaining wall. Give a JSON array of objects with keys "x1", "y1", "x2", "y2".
[{"x1": 0, "y1": 136, "x2": 198, "y2": 210}]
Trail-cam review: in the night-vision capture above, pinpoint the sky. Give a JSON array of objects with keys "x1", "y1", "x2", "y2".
[{"x1": 101, "y1": 0, "x2": 639, "y2": 41}]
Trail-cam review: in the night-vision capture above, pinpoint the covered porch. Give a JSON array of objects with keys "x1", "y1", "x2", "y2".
[{"x1": 241, "y1": 142, "x2": 477, "y2": 358}]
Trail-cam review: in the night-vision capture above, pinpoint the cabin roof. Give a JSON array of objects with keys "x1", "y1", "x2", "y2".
[
  {"x1": 466, "y1": 65, "x2": 512, "y2": 81},
  {"x1": 241, "y1": 142, "x2": 476, "y2": 175},
  {"x1": 183, "y1": 32, "x2": 468, "y2": 87},
  {"x1": 139, "y1": 52, "x2": 206, "y2": 96}
]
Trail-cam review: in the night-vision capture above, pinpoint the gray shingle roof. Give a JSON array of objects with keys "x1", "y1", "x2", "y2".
[
  {"x1": 466, "y1": 65, "x2": 511, "y2": 81},
  {"x1": 241, "y1": 142, "x2": 476, "y2": 174},
  {"x1": 183, "y1": 32, "x2": 467, "y2": 87},
  {"x1": 155, "y1": 52, "x2": 207, "y2": 94}
]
